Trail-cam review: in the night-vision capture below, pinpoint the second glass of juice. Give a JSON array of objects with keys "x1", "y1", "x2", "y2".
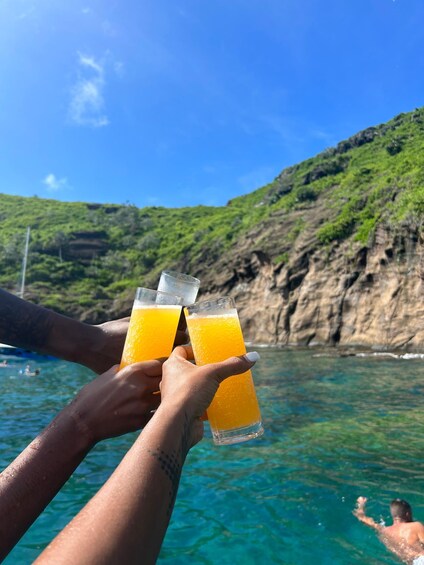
[
  {"x1": 120, "y1": 287, "x2": 183, "y2": 368},
  {"x1": 185, "y1": 297, "x2": 264, "y2": 445},
  {"x1": 157, "y1": 270, "x2": 200, "y2": 305}
]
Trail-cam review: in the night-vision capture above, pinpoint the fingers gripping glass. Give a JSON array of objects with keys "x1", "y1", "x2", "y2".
[{"x1": 185, "y1": 297, "x2": 264, "y2": 445}]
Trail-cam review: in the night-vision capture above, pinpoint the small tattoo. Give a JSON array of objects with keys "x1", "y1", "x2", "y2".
[{"x1": 148, "y1": 412, "x2": 191, "y2": 516}]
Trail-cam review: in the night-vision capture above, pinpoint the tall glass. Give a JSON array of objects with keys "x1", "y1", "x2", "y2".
[
  {"x1": 120, "y1": 288, "x2": 183, "y2": 369},
  {"x1": 185, "y1": 297, "x2": 264, "y2": 445},
  {"x1": 158, "y1": 270, "x2": 200, "y2": 305}
]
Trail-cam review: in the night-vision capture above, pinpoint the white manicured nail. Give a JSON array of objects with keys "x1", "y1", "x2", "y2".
[{"x1": 245, "y1": 351, "x2": 260, "y2": 363}]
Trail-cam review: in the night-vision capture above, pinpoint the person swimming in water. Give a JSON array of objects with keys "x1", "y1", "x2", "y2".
[
  {"x1": 354, "y1": 496, "x2": 424, "y2": 564},
  {"x1": 21, "y1": 364, "x2": 40, "y2": 377}
]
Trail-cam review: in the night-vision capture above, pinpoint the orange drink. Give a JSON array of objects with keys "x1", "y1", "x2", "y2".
[
  {"x1": 185, "y1": 297, "x2": 264, "y2": 445},
  {"x1": 120, "y1": 288, "x2": 183, "y2": 369}
]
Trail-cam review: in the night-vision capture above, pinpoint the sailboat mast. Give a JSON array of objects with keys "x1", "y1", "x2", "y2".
[{"x1": 19, "y1": 227, "x2": 31, "y2": 300}]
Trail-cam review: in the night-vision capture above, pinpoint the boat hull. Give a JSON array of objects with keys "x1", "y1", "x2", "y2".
[{"x1": 0, "y1": 344, "x2": 56, "y2": 360}]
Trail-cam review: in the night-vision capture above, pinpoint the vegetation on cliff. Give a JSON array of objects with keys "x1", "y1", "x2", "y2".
[{"x1": 0, "y1": 107, "x2": 423, "y2": 321}]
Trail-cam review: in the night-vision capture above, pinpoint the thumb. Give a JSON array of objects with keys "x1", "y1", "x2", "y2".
[{"x1": 206, "y1": 351, "x2": 260, "y2": 384}]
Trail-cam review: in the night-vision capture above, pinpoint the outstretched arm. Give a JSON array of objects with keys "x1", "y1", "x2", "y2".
[
  {"x1": 0, "y1": 361, "x2": 163, "y2": 561},
  {"x1": 0, "y1": 288, "x2": 128, "y2": 372},
  {"x1": 34, "y1": 347, "x2": 259, "y2": 565},
  {"x1": 353, "y1": 496, "x2": 382, "y2": 531},
  {"x1": 0, "y1": 289, "x2": 187, "y2": 373}
]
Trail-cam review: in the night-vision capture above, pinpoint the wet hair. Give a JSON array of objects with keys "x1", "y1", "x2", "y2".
[{"x1": 390, "y1": 499, "x2": 413, "y2": 522}]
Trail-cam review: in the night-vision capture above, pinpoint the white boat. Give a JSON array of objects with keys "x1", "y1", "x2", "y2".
[
  {"x1": 0, "y1": 342, "x2": 51, "y2": 359},
  {"x1": 0, "y1": 343, "x2": 20, "y2": 356}
]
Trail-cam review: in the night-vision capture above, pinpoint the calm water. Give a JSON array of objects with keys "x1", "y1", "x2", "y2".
[{"x1": 1, "y1": 350, "x2": 424, "y2": 564}]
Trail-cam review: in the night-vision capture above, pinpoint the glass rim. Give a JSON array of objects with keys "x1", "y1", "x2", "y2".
[
  {"x1": 134, "y1": 287, "x2": 184, "y2": 305},
  {"x1": 185, "y1": 296, "x2": 235, "y2": 315},
  {"x1": 160, "y1": 270, "x2": 200, "y2": 286}
]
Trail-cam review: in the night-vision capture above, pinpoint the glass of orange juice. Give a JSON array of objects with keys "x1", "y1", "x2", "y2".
[
  {"x1": 185, "y1": 297, "x2": 264, "y2": 445},
  {"x1": 157, "y1": 270, "x2": 200, "y2": 305},
  {"x1": 120, "y1": 288, "x2": 184, "y2": 369}
]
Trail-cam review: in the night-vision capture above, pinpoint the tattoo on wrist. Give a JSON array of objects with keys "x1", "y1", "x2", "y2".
[
  {"x1": 148, "y1": 448, "x2": 181, "y2": 516},
  {"x1": 148, "y1": 412, "x2": 191, "y2": 516}
]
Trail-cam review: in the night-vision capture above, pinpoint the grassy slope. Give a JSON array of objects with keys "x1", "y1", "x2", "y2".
[{"x1": 0, "y1": 107, "x2": 423, "y2": 317}]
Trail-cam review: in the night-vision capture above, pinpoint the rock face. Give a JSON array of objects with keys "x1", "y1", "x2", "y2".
[
  {"x1": 67, "y1": 231, "x2": 109, "y2": 263},
  {"x1": 196, "y1": 224, "x2": 424, "y2": 351}
]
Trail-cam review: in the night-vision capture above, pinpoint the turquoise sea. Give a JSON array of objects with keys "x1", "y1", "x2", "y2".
[{"x1": 1, "y1": 349, "x2": 424, "y2": 564}]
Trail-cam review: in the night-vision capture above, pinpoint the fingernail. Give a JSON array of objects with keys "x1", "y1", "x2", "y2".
[{"x1": 245, "y1": 351, "x2": 260, "y2": 363}]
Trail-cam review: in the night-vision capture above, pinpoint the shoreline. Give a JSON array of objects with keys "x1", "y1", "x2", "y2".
[{"x1": 245, "y1": 342, "x2": 424, "y2": 358}]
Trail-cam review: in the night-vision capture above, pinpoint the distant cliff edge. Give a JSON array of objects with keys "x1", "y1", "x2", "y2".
[{"x1": 198, "y1": 223, "x2": 424, "y2": 350}]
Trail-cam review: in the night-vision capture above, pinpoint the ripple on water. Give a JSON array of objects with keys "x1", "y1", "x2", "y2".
[{"x1": 1, "y1": 351, "x2": 423, "y2": 564}]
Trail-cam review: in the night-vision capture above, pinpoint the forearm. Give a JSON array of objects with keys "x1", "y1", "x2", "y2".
[
  {"x1": 0, "y1": 289, "x2": 103, "y2": 367},
  {"x1": 354, "y1": 509, "x2": 380, "y2": 530},
  {"x1": 36, "y1": 402, "x2": 191, "y2": 565},
  {"x1": 0, "y1": 407, "x2": 93, "y2": 560}
]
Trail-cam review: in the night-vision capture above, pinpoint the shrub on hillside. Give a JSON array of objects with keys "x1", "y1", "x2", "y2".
[{"x1": 386, "y1": 137, "x2": 403, "y2": 156}]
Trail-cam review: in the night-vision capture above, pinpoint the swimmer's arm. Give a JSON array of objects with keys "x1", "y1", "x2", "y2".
[
  {"x1": 353, "y1": 497, "x2": 382, "y2": 531},
  {"x1": 354, "y1": 513, "x2": 381, "y2": 530}
]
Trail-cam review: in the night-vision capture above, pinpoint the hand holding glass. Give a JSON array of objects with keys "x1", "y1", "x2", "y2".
[{"x1": 185, "y1": 297, "x2": 264, "y2": 445}]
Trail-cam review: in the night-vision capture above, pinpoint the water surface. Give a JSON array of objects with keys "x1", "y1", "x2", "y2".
[{"x1": 1, "y1": 350, "x2": 424, "y2": 564}]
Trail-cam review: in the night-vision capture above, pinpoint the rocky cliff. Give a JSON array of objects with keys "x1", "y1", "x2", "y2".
[{"x1": 196, "y1": 221, "x2": 424, "y2": 351}]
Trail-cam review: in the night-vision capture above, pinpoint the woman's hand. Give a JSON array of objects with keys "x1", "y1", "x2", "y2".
[
  {"x1": 75, "y1": 316, "x2": 188, "y2": 374},
  {"x1": 67, "y1": 360, "x2": 164, "y2": 445},
  {"x1": 159, "y1": 346, "x2": 259, "y2": 447}
]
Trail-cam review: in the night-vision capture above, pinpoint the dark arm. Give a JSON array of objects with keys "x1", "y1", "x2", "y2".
[
  {"x1": 0, "y1": 289, "x2": 187, "y2": 373},
  {"x1": 0, "y1": 288, "x2": 129, "y2": 372},
  {"x1": 0, "y1": 361, "x2": 163, "y2": 561}
]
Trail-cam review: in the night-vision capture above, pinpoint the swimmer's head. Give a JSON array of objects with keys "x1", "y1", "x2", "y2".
[{"x1": 390, "y1": 499, "x2": 412, "y2": 522}]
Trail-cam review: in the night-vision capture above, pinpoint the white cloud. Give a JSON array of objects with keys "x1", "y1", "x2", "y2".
[
  {"x1": 68, "y1": 52, "x2": 109, "y2": 128},
  {"x1": 43, "y1": 173, "x2": 68, "y2": 192},
  {"x1": 79, "y1": 54, "x2": 103, "y2": 74}
]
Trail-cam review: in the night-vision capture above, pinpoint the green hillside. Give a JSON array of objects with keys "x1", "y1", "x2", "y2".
[{"x1": 1, "y1": 107, "x2": 423, "y2": 320}]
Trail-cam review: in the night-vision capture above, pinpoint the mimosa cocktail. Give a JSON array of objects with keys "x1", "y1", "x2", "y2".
[
  {"x1": 120, "y1": 288, "x2": 183, "y2": 369},
  {"x1": 185, "y1": 297, "x2": 264, "y2": 445}
]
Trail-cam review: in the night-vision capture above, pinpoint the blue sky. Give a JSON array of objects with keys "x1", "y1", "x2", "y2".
[{"x1": 0, "y1": 0, "x2": 423, "y2": 208}]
